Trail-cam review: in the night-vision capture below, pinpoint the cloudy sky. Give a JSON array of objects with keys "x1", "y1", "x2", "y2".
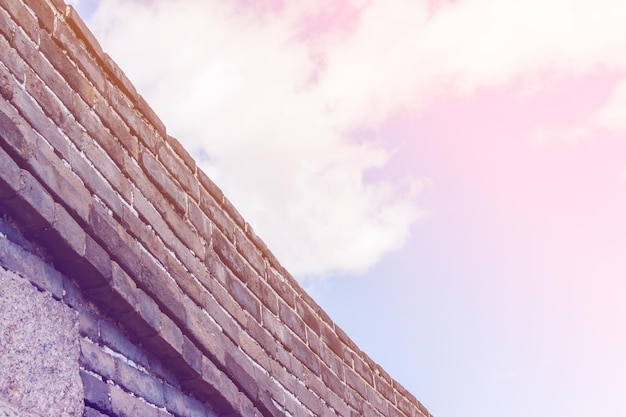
[{"x1": 72, "y1": 1, "x2": 626, "y2": 416}]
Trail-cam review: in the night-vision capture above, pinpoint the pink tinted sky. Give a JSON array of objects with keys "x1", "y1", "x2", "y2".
[
  {"x1": 316, "y1": 68, "x2": 626, "y2": 416},
  {"x1": 74, "y1": 0, "x2": 626, "y2": 415}
]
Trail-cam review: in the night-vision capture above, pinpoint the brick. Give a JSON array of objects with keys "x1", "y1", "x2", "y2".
[
  {"x1": 109, "y1": 383, "x2": 159, "y2": 417},
  {"x1": 354, "y1": 356, "x2": 375, "y2": 386},
  {"x1": 187, "y1": 196, "x2": 211, "y2": 241},
  {"x1": 125, "y1": 107, "x2": 160, "y2": 152},
  {"x1": 296, "y1": 299, "x2": 321, "y2": 336},
  {"x1": 181, "y1": 334, "x2": 203, "y2": 376},
  {"x1": 49, "y1": 0, "x2": 65, "y2": 14},
  {"x1": 222, "y1": 197, "x2": 245, "y2": 231},
  {"x1": 235, "y1": 228, "x2": 265, "y2": 278},
  {"x1": 0, "y1": 37, "x2": 24, "y2": 86},
  {"x1": 319, "y1": 341, "x2": 345, "y2": 381},
  {"x1": 245, "y1": 222, "x2": 283, "y2": 276},
  {"x1": 163, "y1": 383, "x2": 207, "y2": 417},
  {"x1": 136, "y1": 93, "x2": 166, "y2": 141},
  {"x1": 79, "y1": 309, "x2": 100, "y2": 339},
  {"x1": 201, "y1": 356, "x2": 239, "y2": 413},
  {"x1": 198, "y1": 187, "x2": 235, "y2": 242},
  {"x1": 253, "y1": 277, "x2": 279, "y2": 316},
  {"x1": 367, "y1": 385, "x2": 389, "y2": 416},
  {"x1": 100, "y1": 319, "x2": 149, "y2": 369},
  {"x1": 374, "y1": 372, "x2": 396, "y2": 404},
  {"x1": 74, "y1": 234, "x2": 113, "y2": 288},
  {"x1": 80, "y1": 338, "x2": 117, "y2": 381},
  {"x1": 64, "y1": 5, "x2": 105, "y2": 60},
  {"x1": 0, "y1": 103, "x2": 33, "y2": 161},
  {"x1": 26, "y1": 142, "x2": 92, "y2": 222},
  {"x1": 140, "y1": 312, "x2": 183, "y2": 360},
  {"x1": 320, "y1": 366, "x2": 344, "y2": 400},
  {"x1": 266, "y1": 267, "x2": 296, "y2": 308},
  {"x1": 16, "y1": 71, "x2": 80, "y2": 162},
  {"x1": 32, "y1": 201, "x2": 86, "y2": 265},
  {"x1": 52, "y1": 19, "x2": 107, "y2": 95},
  {"x1": 39, "y1": 30, "x2": 95, "y2": 106},
  {"x1": 166, "y1": 134, "x2": 195, "y2": 174},
  {"x1": 345, "y1": 366, "x2": 368, "y2": 400},
  {"x1": 238, "y1": 332, "x2": 269, "y2": 372},
  {"x1": 293, "y1": 383, "x2": 325, "y2": 417},
  {"x1": 140, "y1": 149, "x2": 186, "y2": 213},
  {"x1": 3, "y1": 170, "x2": 54, "y2": 232},
  {"x1": 224, "y1": 348, "x2": 259, "y2": 403},
  {"x1": 121, "y1": 287, "x2": 162, "y2": 339},
  {"x1": 0, "y1": 136, "x2": 20, "y2": 199},
  {"x1": 23, "y1": 0, "x2": 55, "y2": 33},
  {"x1": 245, "y1": 318, "x2": 277, "y2": 362},
  {"x1": 291, "y1": 335, "x2": 321, "y2": 375},
  {"x1": 138, "y1": 252, "x2": 187, "y2": 326},
  {"x1": 262, "y1": 308, "x2": 290, "y2": 350},
  {"x1": 184, "y1": 299, "x2": 226, "y2": 365},
  {"x1": 158, "y1": 142, "x2": 198, "y2": 199},
  {"x1": 225, "y1": 271, "x2": 261, "y2": 322},
  {"x1": 89, "y1": 202, "x2": 141, "y2": 278},
  {"x1": 131, "y1": 184, "x2": 176, "y2": 243},
  {"x1": 82, "y1": 140, "x2": 131, "y2": 202},
  {"x1": 0, "y1": 6, "x2": 16, "y2": 44},
  {"x1": 279, "y1": 300, "x2": 306, "y2": 342},
  {"x1": 160, "y1": 203, "x2": 205, "y2": 259},
  {"x1": 80, "y1": 370, "x2": 111, "y2": 412},
  {"x1": 0, "y1": 232, "x2": 64, "y2": 298},
  {"x1": 322, "y1": 326, "x2": 345, "y2": 364},
  {"x1": 94, "y1": 94, "x2": 137, "y2": 159},
  {"x1": 1, "y1": 0, "x2": 39, "y2": 43},
  {"x1": 83, "y1": 406, "x2": 109, "y2": 417},
  {"x1": 212, "y1": 229, "x2": 254, "y2": 285},
  {"x1": 102, "y1": 52, "x2": 137, "y2": 105},
  {"x1": 0, "y1": 64, "x2": 15, "y2": 104},
  {"x1": 84, "y1": 261, "x2": 135, "y2": 316},
  {"x1": 116, "y1": 359, "x2": 165, "y2": 407}
]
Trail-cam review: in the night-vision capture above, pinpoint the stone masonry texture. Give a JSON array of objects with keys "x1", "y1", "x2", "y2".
[
  {"x1": 0, "y1": 1, "x2": 434, "y2": 416},
  {"x1": 0, "y1": 266, "x2": 82, "y2": 417}
]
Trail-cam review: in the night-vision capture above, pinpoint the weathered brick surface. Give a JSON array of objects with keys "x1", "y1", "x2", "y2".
[{"x1": 0, "y1": 1, "x2": 434, "y2": 416}]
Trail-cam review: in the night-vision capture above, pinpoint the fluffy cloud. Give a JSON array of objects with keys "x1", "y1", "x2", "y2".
[
  {"x1": 85, "y1": 0, "x2": 421, "y2": 280},
  {"x1": 83, "y1": 0, "x2": 626, "y2": 280}
]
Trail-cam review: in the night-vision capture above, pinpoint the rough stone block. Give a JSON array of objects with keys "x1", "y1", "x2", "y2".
[{"x1": 0, "y1": 267, "x2": 83, "y2": 417}]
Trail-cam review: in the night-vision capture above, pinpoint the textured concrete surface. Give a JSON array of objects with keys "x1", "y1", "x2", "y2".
[{"x1": 0, "y1": 266, "x2": 83, "y2": 417}]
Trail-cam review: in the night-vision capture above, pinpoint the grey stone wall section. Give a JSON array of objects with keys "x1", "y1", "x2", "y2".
[{"x1": 0, "y1": 266, "x2": 83, "y2": 417}]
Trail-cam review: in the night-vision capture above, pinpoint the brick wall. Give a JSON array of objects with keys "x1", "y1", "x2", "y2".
[{"x1": 0, "y1": 1, "x2": 433, "y2": 416}]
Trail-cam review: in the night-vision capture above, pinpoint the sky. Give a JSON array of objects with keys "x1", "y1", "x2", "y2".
[{"x1": 69, "y1": 1, "x2": 626, "y2": 416}]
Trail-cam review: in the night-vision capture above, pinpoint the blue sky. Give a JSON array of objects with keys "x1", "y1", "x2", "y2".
[{"x1": 72, "y1": 1, "x2": 626, "y2": 416}]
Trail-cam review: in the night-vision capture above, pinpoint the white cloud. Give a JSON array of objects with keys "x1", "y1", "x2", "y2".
[
  {"x1": 594, "y1": 79, "x2": 626, "y2": 133},
  {"x1": 86, "y1": 0, "x2": 421, "y2": 280},
  {"x1": 84, "y1": 0, "x2": 626, "y2": 279}
]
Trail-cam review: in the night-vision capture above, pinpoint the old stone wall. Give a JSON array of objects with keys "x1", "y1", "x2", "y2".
[
  {"x1": 1, "y1": 215, "x2": 219, "y2": 417},
  {"x1": 0, "y1": 257, "x2": 81, "y2": 417},
  {"x1": 0, "y1": 0, "x2": 433, "y2": 416}
]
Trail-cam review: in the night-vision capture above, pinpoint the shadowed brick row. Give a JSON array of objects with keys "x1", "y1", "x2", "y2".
[{"x1": 0, "y1": 1, "x2": 433, "y2": 416}]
